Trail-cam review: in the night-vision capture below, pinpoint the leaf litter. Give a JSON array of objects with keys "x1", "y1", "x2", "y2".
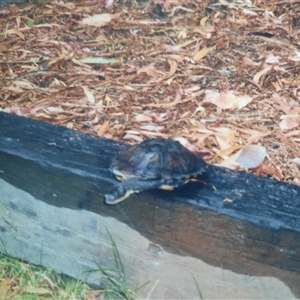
[{"x1": 1, "y1": 0, "x2": 300, "y2": 184}]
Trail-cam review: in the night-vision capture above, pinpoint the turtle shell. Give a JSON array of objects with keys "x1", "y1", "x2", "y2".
[{"x1": 110, "y1": 138, "x2": 207, "y2": 183}]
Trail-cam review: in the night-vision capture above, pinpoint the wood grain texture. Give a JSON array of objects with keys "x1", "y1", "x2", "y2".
[{"x1": 0, "y1": 112, "x2": 300, "y2": 298}]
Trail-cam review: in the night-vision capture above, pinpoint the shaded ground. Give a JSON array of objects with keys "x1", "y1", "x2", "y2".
[{"x1": 1, "y1": 0, "x2": 300, "y2": 183}]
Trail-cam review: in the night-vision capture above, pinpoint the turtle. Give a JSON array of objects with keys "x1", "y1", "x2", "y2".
[{"x1": 104, "y1": 138, "x2": 207, "y2": 205}]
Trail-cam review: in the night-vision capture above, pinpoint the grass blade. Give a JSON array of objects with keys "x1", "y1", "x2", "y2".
[{"x1": 191, "y1": 271, "x2": 204, "y2": 300}]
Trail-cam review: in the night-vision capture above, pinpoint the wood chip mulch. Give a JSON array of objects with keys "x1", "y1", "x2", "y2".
[{"x1": 1, "y1": 0, "x2": 300, "y2": 185}]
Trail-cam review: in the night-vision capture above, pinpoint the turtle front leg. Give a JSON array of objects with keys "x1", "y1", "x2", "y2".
[{"x1": 104, "y1": 179, "x2": 163, "y2": 205}]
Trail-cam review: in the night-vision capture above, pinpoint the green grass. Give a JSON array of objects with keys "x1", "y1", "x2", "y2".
[
  {"x1": 0, "y1": 230, "x2": 204, "y2": 300},
  {"x1": 0, "y1": 253, "x2": 89, "y2": 299},
  {"x1": 84, "y1": 227, "x2": 150, "y2": 300},
  {"x1": 0, "y1": 228, "x2": 149, "y2": 300},
  {"x1": 191, "y1": 271, "x2": 204, "y2": 300}
]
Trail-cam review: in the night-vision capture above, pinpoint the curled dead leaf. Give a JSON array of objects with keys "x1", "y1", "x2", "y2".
[
  {"x1": 253, "y1": 66, "x2": 271, "y2": 84},
  {"x1": 163, "y1": 59, "x2": 178, "y2": 80}
]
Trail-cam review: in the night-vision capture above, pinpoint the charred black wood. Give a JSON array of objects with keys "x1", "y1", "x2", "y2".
[{"x1": 0, "y1": 112, "x2": 299, "y2": 297}]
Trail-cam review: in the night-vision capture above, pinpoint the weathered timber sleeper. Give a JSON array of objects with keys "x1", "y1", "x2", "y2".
[{"x1": 0, "y1": 111, "x2": 299, "y2": 299}]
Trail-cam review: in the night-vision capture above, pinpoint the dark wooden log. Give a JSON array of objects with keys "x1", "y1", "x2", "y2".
[{"x1": 0, "y1": 111, "x2": 299, "y2": 299}]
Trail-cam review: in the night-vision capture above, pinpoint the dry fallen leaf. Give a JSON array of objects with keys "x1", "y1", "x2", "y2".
[
  {"x1": 82, "y1": 86, "x2": 95, "y2": 104},
  {"x1": 5, "y1": 28, "x2": 25, "y2": 39},
  {"x1": 289, "y1": 50, "x2": 300, "y2": 62},
  {"x1": 242, "y1": 8, "x2": 258, "y2": 16},
  {"x1": 86, "y1": 291, "x2": 100, "y2": 300},
  {"x1": 1, "y1": 0, "x2": 300, "y2": 187},
  {"x1": 202, "y1": 90, "x2": 252, "y2": 110},
  {"x1": 46, "y1": 107, "x2": 64, "y2": 113},
  {"x1": 81, "y1": 13, "x2": 121, "y2": 27},
  {"x1": 284, "y1": 130, "x2": 300, "y2": 137},
  {"x1": 2, "y1": 106, "x2": 24, "y2": 116},
  {"x1": 164, "y1": 59, "x2": 178, "y2": 80},
  {"x1": 279, "y1": 118, "x2": 299, "y2": 131},
  {"x1": 166, "y1": 54, "x2": 185, "y2": 63},
  {"x1": 139, "y1": 124, "x2": 164, "y2": 131},
  {"x1": 173, "y1": 88, "x2": 184, "y2": 102},
  {"x1": 97, "y1": 120, "x2": 110, "y2": 136},
  {"x1": 123, "y1": 133, "x2": 144, "y2": 142},
  {"x1": 218, "y1": 148, "x2": 243, "y2": 169},
  {"x1": 1, "y1": 278, "x2": 9, "y2": 295},
  {"x1": 243, "y1": 57, "x2": 259, "y2": 67},
  {"x1": 238, "y1": 128, "x2": 271, "y2": 144},
  {"x1": 236, "y1": 145, "x2": 267, "y2": 169},
  {"x1": 253, "y1": 66, "x2": 271, "y2": 84},
  {"x1": 292, "y1": 158, "x2": 300, "y2": 165},
  {"x1": 134, "y1": 114, "x2": 152, "y2": 122},
  {"x1": 53, "y1": 1, "x2": 76, "y2": 9},
  {"x1": 272, "y1": 93, "x2": 294, "y2": 114},
  {"x1": 49, "y1": 51, "x2": 73, "y2": 66},
  {"x1": 143, "y1": 110, "x2": 167, "y2": 122},
  {"x1": 193, "y1": 47, "x2": 212, "y2": 61},
  {"x1": 13, "y1": 80, "x2": 36, "y2": 89},
  {"x1": 212, "y1": 127, "x2": 237, "y2": 150},
  {"x1": 265, "y1": 54, "x2": 280, "y2": 64},
  {"x1": 193, "y1": 25, "x2": 215, "y2": 37},
  {"x1": 262, "y1": 164, "x2": 284, "y2": 180},
  {"x1": 137, "y1": 65, "x2": 164, "y2": 78}
]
